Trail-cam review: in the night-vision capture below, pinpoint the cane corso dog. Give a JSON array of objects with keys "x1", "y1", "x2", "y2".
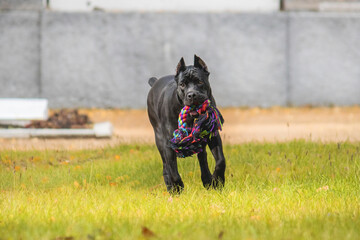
[{"x1": 147, "y1": 55, "x2": 226, "y2": 193}]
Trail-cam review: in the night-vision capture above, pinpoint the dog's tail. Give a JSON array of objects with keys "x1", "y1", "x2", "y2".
[{"x1": 148, "y1": 77, "x2": 158, "y2": 87}]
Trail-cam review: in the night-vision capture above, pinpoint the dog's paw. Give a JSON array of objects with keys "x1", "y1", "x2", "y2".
[
  {"x1": 166, "y1": 180, "x2": 184, "y2": 195},
  {"x1": 201, "y1": 176, "x2": 213, "y2": 189},
  {"x1": 210, "y1": 175, "x2": 225, "y2": 190},
  {"x1": 168, "y1": 185, "x2": 184, "y2": 195}
]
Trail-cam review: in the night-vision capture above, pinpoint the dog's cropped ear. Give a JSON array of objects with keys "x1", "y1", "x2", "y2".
[
  {"x1": 175, "y1": 57, "x2": 186, "y2": 76},
  {"x1": 194, "y1": 55, "x2": 209, "y2": 73}
]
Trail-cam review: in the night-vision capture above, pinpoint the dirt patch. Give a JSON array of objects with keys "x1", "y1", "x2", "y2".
[
  {"x1": 26, "y1": 109, "x2": 91, "y2": 129},
  {"x1": 0, "y1": 107, "x2": 359, "y2": 150}
]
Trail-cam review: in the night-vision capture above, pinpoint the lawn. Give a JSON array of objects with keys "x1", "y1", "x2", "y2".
[{"x1": 0, "y1": 141, "x2": 359, "y2": 240}]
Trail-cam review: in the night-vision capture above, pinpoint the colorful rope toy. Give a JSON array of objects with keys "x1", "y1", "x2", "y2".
[{"x1": 170, "y1": 99, "x2": 224, "y2": 158}]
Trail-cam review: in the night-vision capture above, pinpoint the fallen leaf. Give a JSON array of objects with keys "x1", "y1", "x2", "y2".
[
  {"x1": 250, "y1": 215, "x2": 261, "y2": 220},
  {"x1": 55, "y1": 237, "x2": 74, "y2": 240},
  {"x1": 218, "y1": 231, "x2": 225, "y2": 239},
  {"x1": 141, "y1": 226, "x2": 156, "y2": 238},
  {"x1": 74, "y1": 181, "x2": 80, "y2": 188},
  {"x1": 32, "y1": 156, "x2": 41, "y2": 162},
  {"x1": 74, "y1": 165, "x2": 82, "y2": 170},
  {"x1": 116, "y1": 176, "x2": 125, "y2": 181},
  {"x1": 87, "y1": 235, "x2": 95, "y2": 240}
]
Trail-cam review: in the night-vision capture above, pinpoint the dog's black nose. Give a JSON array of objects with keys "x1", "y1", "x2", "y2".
[{"x1": 186, "y1": 92, "x2": 196, "y2": 101}]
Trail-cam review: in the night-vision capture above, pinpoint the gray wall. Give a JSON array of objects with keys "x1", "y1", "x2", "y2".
[
  {"x1": 0, "y1": 8, "x2": 359, "y2": 108},
  {"x1": 0, "y1": 0, "x2": 43, "y2": 10}
]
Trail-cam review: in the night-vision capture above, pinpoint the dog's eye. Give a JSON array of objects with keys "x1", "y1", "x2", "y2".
[
  {"x1": 198, "y1": 81, "x2": 204, "y2": 85},
  {"x1": 180, "y1": 83, "x2": 185, "y2": 88}
]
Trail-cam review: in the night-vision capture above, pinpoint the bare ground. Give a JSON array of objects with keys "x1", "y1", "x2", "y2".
[{"x1": 0, "y1": 107, "x2": 359, "y2": 150}]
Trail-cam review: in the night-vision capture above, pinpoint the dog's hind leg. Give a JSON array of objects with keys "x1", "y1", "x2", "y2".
[{"x1": 208, "y1": 134, "x2": 226, "y2": 189}]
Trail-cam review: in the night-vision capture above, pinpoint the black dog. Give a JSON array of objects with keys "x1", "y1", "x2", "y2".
[{"x1": 147, "y1": 55, "x2": 226, "y2": 193}]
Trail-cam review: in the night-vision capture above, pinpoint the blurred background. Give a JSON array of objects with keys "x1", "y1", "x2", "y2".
[{"x1": 1, "y1": 0, "x2": 360, "y2": 109}]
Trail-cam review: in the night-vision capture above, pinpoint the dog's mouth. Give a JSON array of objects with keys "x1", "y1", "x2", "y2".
[
  {"x1": 184, "y1": 96, "x2": 207, "y2": 107},
  {"x1": 189, "y1": 110, "x2": 199, "y2": 118},
  {"x1": 185, "y1": 101, "x2": 199, "y2": 107}
]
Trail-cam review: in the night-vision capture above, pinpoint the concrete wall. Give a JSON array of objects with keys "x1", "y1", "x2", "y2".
[
  {"x1": 0, "y1": 11, "x2": 41, "y2": 98},
  {"x1": 41, "y1": 13, "x2": 288, "y2": 108},
  {"x1": 289, "y1": 13, "x2": 360, "y2": 106},
  {"x1": 0, "y1": 10, "x2": 359, "y2": 108},
  {"x1": 284, "y1": 0, "x2": 360, "y2": 11},
  {"x1": 0, "y1": 0, "x2": 43, "y2": 10}
]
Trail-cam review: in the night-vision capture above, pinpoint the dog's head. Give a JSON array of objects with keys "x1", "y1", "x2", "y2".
[{"x1": 175, "y1": 55, "x2": 211, "y2": 106}]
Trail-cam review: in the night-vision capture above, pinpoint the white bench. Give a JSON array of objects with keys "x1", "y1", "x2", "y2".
[{"x1": 0, "y1": 98, "x2": 112, "y2": 138}]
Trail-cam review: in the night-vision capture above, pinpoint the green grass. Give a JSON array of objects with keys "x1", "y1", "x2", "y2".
[{"x1": 0, "y1": 141, "x2": 360, "y2": 240}]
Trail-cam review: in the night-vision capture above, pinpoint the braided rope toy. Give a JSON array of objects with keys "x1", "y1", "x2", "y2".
[{"x1": 170, "y1": 99, "x2": 224, "y2": 158}]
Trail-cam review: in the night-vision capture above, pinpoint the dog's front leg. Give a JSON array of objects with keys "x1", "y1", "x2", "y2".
[
  {"x1": 208, "y1": 134, "x2": 226, "y2": 188},
  {"x1": 155, "y1": 133, "x2": 184, "y2": 193},
  {"x1": 197, "y1": 146, "x2": 212, "y2": 188},
  {"x1": 166, "y1": 151, "x2": 184, "y2": 194}
]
